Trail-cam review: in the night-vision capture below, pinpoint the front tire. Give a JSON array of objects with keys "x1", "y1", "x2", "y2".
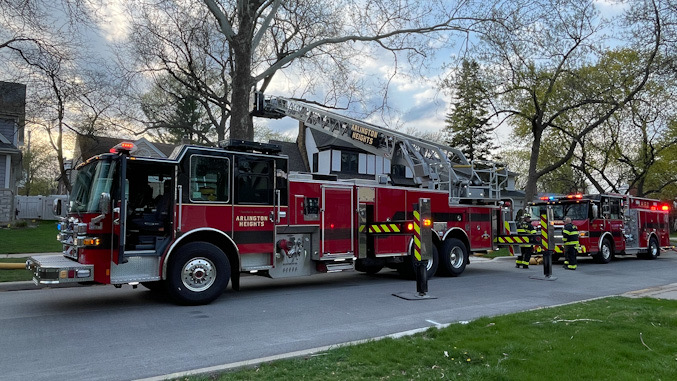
[
  {"x1": 594, "y1": 238, "x2": 613, "y2": 264},
  {"x1": 166, "y1": 242, "x2": 230, "y2": 305},
  {"x1": 437, "y1": 238, "x2": 468, "y2": 277}
]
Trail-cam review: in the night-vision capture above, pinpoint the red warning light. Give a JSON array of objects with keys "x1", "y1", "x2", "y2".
[
  {"x1": 406, "y1": 223, "x2": 414, "y2": 231},
  {"x1": 661, "y1": 205, "x2": 669, "y2": 211},
  {"x1": 111, "y1": 142, "x2": 135, "y2": 154}
]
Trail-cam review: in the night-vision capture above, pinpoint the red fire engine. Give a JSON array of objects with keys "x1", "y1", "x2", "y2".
[
  {"x1": 527, "y1": 193, "x2": 671, "y2": 263},
  {"x1": 27, "y1": 94, "x2": 510, "y2": 305}
]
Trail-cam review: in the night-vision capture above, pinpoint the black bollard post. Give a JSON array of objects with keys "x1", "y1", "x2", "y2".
[
  {"x1": 543, "y1": 250, "x2": 552, "y2": 277},
  {"x1": 416, "y1": 259, "x2": 428, "y2": 295}
]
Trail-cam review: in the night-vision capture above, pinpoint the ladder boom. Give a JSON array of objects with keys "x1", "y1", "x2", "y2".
[{"x1": 252, "y1": 92, "x2": 507, "y2": 202}]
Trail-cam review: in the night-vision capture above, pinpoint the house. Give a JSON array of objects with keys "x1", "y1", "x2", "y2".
[
  {"x1": 0, "y1": 82, "x2": 26, "y2": 223},
  {"x1": 276, "y1": 121, "x2": 526, "y2": 215},
  {"x1": 63, "y1": 135, "x2": 178, "y2": 194}
]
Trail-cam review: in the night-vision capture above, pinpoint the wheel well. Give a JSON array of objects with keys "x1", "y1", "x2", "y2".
[
  {"x1": 600, "y1": 233, "x2": 614, "y2": 251},
  {"x1": 442, "y1": 229, "x2": 470, "y2": 262},
  {"x1": 163, "y1": 229, "x2": 240, "y2": 289}
]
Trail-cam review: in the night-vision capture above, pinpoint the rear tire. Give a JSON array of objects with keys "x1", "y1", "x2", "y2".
[
  {"x1": 645, "y1": 236, "x2": 660, "y2": 260},
  {"x1": 437, "y1": 238, "x2": 468, "y2": 277},
  {"x1": 355, "y1": 258, "x2": 385, "y2": 274},
  {"x1": 165, "y1": 242, "x2": 230, "y2": 305},
  {"x1": 594, "y1": 238, "x2": 613, "y2": 264},
  {"x1": 398, "y1": 244, "x2": 439, "y2": 280}
]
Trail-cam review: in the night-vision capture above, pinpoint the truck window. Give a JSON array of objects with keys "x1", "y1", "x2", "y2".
[
  {"x1": 189, "y1": 155, "x2": 230, "y2": 202},
  {"x1": 235, "y1": 157, "x2": 274, "y2": 205}
]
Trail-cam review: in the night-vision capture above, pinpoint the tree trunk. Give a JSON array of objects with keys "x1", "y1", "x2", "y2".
[
  {"x1": 523, "y1": 126, "x2": 543, "y2": 204},
  {"x1": 229, "y1": 6, "x2": 256, "y2": 141}
]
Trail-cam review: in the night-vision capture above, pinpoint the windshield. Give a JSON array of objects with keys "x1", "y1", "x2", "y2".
[
  {"x1": 529, "y1": 202, "x2": 589, "y2": 221},
  {"x1": 70, "y1": 159, "x2": 117, "y2": 213}
]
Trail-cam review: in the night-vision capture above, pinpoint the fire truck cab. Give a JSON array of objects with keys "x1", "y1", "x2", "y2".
[{"x1": 527, "y1": 193, "x2": 671, "y2": 263}]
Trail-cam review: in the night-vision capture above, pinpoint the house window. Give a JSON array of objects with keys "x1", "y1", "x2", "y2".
[
  {"x1": 312, "y1": 152, "x2": 318, "y2": 172},
  {"x1": 340, "y1": 151, "x2": 358, "y2": 173}
]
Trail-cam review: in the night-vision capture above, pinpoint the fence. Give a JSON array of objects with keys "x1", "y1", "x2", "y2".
[{"x1": 15, "y1": 195, "x2": 68, "y2": 220}]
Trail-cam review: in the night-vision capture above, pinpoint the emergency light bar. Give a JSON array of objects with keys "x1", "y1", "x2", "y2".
[{"x1": 110, "y1": 142, "x2": 135, "y2": 154}]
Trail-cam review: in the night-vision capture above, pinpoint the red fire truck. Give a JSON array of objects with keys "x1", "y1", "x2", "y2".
[
  {"x1": 27, "y1": 95, "x2": 511, "y2": 305},
  {"x1": 527, "y1": 193, "x2": 671, "y2": 263}
]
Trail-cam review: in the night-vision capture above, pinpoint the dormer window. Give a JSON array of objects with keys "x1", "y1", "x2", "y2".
[{"x1": 340, "y1": 151, "x2": 358, "y2": 173}]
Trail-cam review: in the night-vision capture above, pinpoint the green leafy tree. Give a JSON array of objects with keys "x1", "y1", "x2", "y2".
[
  {"x1": 444, "y1": 59, "x2": 496, "y2": 162},
  {"x1": 476, "y1": 0, "x2": 664, "y2": 202},
  {"x1": 141, "y1": 75, "x2": 216, "y2": 145},
  {"x1": 19, "y1": 137, "x2": 58, "y2": 196}
]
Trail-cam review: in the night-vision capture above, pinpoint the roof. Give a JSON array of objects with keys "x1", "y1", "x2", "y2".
[
  {"x1": 0, "y1": 141, "x2": 20, "y2": 154},
  {"x1": 0, "y1": 82, "x2": 26, "y2": 117},
  {"x1": 311, "y1": 129, "x2": 366, "y2": 152},
  {"x1": 270, "y1": 140, "x2": 308, "y2": 172},
  {"x1": 75, "y1": 135, "x2": 178, "y2": 163}
]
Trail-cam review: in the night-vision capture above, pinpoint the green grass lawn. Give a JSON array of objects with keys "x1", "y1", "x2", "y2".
[
  {"x1": 186, "y1": 297, "x2": 677, "y2": 381},
  {"x1": 0, "y1": 220, "x2": 61, "y2": 254},
  {"x1": 479, "y1": 247, "x2": 512, "y2": 259}
]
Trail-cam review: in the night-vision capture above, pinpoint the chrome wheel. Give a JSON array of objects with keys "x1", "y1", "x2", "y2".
[
  {"x1": 181, "y1": 257, "x2": 217, "y2": 292},
  {"x1": 449, "y1": 246, "x2": 464, "y2": 269}
]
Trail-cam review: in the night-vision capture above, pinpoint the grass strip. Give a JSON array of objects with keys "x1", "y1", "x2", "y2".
[
  {"x1": 187, "y1": 297, "x2": 677, "y2": 381},
  {"x1": 0, "y1": 258, "x2": 32, "y2": 282},
  {"x1": 0, "y1": 220, "x2": 62, "y2": 254}
]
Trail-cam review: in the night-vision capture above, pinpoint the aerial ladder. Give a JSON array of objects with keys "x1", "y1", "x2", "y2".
[{"x1": 252, "y1": 92, "x2": 508, "y2": 204}]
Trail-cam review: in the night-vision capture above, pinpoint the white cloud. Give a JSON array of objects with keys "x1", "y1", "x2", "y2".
[{"x1": 89, "y1": 1, "x2": 129, "y2": 42}]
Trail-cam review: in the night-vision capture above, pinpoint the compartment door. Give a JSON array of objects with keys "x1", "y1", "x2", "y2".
[{"x1": 321, "y1": 186, "x2": 354, "y2": 256}]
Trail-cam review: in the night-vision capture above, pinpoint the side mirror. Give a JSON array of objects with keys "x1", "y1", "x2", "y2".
[
  {"x1": 99, "y1": 193, "x2": 111, "y2": 215},
  {"x1": 53, "y1": 198, "x2": 62, "y2": 216},
  {"x1": 591, "y1": 204, "x2": 598, "y2": 219}
]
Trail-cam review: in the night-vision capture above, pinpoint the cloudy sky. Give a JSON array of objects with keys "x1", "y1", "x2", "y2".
[{"x1": 64, "y1": 0, "x2": 628, "y2": 146}]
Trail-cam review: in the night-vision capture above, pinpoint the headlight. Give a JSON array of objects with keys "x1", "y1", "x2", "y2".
[{"x1": 77, "y1": 222, "x2": 87, "y2": 234}]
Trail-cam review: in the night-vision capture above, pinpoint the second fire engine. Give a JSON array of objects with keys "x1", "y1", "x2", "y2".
[{"x1": 527, "y1": 193, "x2": 671, "y2": 263}]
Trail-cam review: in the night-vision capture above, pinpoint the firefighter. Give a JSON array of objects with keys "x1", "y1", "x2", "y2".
[
  {"x1": 562, "y1": 217, "x2": 579, "y2": 270},
  {"x1": 515, "y1": 213, "x2": 536, "y2": 269}
]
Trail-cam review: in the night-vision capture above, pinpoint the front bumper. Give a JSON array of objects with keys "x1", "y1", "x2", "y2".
[{"x1": 26, "y1": 255, "x2": 94, "y2": 285}]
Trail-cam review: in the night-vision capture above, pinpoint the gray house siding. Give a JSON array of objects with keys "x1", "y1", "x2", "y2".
[{"x1": 0, "y1": 155, "x2": 6, "y2": 188}]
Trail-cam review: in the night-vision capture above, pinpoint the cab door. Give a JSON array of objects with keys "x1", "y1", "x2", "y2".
[{"x1": 232, "y1": 155, "x2": 288, "y2": 259}]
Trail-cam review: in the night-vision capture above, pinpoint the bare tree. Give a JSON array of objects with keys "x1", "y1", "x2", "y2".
[
  {"x1": 123, "y1": 0, "x2": 512, "y2": 142},
  {"x1": 122, "y1": 2, "x2": 232, "y2": 142},
  {"x1": 475, "y1": 0, "x2": 665, "y2": 202}
]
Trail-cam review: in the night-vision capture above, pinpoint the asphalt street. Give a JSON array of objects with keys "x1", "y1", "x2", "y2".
[{"x1": 1, "y1": 249, "x2": 677, "y2": 381}]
